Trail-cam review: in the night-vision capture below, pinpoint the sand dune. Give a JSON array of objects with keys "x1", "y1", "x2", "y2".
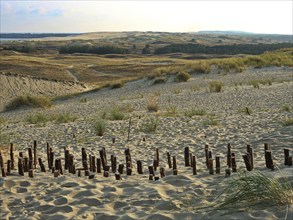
[{"x1": 0, "y1": 67, "x2": 292, "y2": 219}]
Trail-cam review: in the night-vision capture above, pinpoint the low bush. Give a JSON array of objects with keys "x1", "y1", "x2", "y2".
[
  {"x1": 140, "y1": 117, "x2": 160, "y2": 133},
  {"x1": 5, "y1": 95, "x2": 52, "y2": 111},
  {"x1": 93, "y1": 119, "x2": 107, "y2": 136},
  {"x1": 209, "y1": 81, "x2": 224, "y2": 93},
  {"x1": 55, "y1": 113, "x2": 77, "y2": 123},
  {"x1": 175, "y1": 72, "x2": 190, "y2": 82},
  {"x1": 147, "y1": 97, "x2": 159, "y2": 112},
  {"x1": 184, "y1": 108, "x2": 206, "y2": 118}
]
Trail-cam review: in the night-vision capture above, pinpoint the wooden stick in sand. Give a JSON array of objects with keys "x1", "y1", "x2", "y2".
[
  {"x1": 192, "y1": 155, "x2": 197, "y2": 175},
  {"x1": 247, "y1": 145, "x2": 254, "y2": 169},
  {"x1": 137, "y1": 160, "x2": 143, "y2": 174},
  {"x1": 10, "y1": 143, "x2": 14, "y2": 170},
  {"x1": 33, "y1": 140, "x2": 37, "y2": 169},
  {"x1": 227, "y1": 143, "x2": 232, "y2": 168},
  {"x1": 38, "y1": 158, "x2": 46, "y2": 172},
  {"x1": 172, "y1": 156, "x2": 177, "y2": 175},
  {"x1": 284, "y1": 149, "x2": 289, "y2": 166},
  {"x1": 184, "y1": 146, "x2": 190, "y2": 166},
  {"x1": 167, "y1": 152, "x2": 172, "y2": 169},
  {"x1": 215, "y1": 156, "x2": 220, "y2": 174},
  {"x1": 18, "y1": 157, "x2": 24, "y2": 176}
]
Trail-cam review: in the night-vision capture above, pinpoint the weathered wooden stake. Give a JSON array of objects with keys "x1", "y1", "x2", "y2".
[
  {"x1": 10, "y1": 143, "x2": 14, "y2": 170},
  {"x1": 148, "y1": 166, "x2": 155, "y2": 175},
  {"x1": 127, "y1": 167, "x2": 132, "y2": 175},
  {"x1": 284, "y1": 149, "x2": 289, "y2": 166},
  {"x1": 118, "y1": 164, "x2": 124, "y2": 174},
  {"x1": 205, "y1": 145, "x2": 209, "y2": 168},
  {"x1": 172, "y1": 156, "x2": 177, "y2": 175},
  {"x1": 231, "y1": 155, "x2": 237, "y2": 172},
  {"x1": 288, "y1": 157, "x2": 292, "y2": 166},
  {"x1": 46, "y1": 143, "x2": 50, "y2": 169},
  {"x1": 18, "y1": 157, "x2": 24, "y2": 176},
  {"x1": 38, "y1": 158, "x2": 46, "y2": 172},
  {"x1": 242, "y1": 153, "x2": 252, "y2": 171},
  {"x1": 247, "y1": 145, "x2": 254, "y2": 169},
  {"x1": 153, "y1": 159, "x2": 158, "y2": 171},
  {"x1": 225, "y1": 168, "x2": 231, "y2": 177},
  {"x1": 215, "y1": 156, "x2": 220, "y2": 174},
  {"x1": 7, "y1": 160, "x2": 11, "y2": 174},
  {"x1": 65, "y1": 149, "x2": 69, "y2": 170},
  {"x1": 96, "y1": 158, "x2": 101, "y2": 173},
  {"x1": 111, "y1": 155, "x2": 116, "y2": 173},
  {"x1": 184, "y1": 146, "x2": 190, "y2": 166},
  {"x1": 167, "y1": 152, "x2": 172, "y2": 168},
  {"x1": 192, "y1": 155, "x2": 197, "y2": 175},
  {"x1": 227, "y1": 143, "x2": 232, "y2": 168},
  {"x1": 155, "y1": 148, "x2": 159, "y2": 167},
  {"x1": 28, "y1": 169, "x2": 34, "y2": 178},
  {"x1": 92, "y1": 155, "x2": 96, "y2": 173},
  {"x1": 115, "y1": 173, "x2": 122, "y2": 180},
  {"x1": 24, "y1": 157, "x2": 28, "y2": 172},
  {"x1": 137, "y1": 160, "x2": 143, "y2": 174},
  {"x1": 33, "y1": 140, "x2": 37, "y2": 169},
  {"x1": 160, "y1": 167, "x2": 165, "y2": 178},
  {"x1": 49, "y1": 151, "x2": 54, "y2": 170},
  {"x1": 265, "y1": 150, "x2": 274, "y2": 170},
  {"x1": 208, "y1": 158, "x2": 214, "y2": 174},
  {"x1": 28, "y1": 147, "x2": 33, "y2": 170}
]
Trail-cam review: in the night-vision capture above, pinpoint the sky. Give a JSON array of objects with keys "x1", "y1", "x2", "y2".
[{"x1": 1, "y1": 0, "x2": 292, "y2": 34}]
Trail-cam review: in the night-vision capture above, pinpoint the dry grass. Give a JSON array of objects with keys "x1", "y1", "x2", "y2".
[
  {"x1": 147, "y1": 96, "x2": 159, "y2": 112},
  {"x1": 209, "y1": 81, "x2": 224, "y2": 93}
]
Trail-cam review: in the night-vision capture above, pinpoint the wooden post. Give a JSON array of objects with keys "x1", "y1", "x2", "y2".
[
  {"x1": 167, "y1": 152, "x2": 172, "y2": 169},
  {"x1": 265, "y1": 150, "x2": 274, "y2": 170},
  {"x1": 18, "y1": 157, "x2": 24, "y2": 176},
  {"x1": 65, "y1": 149, "x2": 69, "y2": 170},
  {"x1": 7, "y1": 160, "x2": 11, "y2": 175},
  {"x1": 54, "y1": 170, "x2": 60, "y2": 178},
  {"x1": 264, "y1": 143, "x2": 269, "y2": 152},
  {"x1": 46, "y1": 143, "x2": 50, "y2": 169},
  {"x1": 208, "y1": 158, "x2": 214, "y2": 174},
  {"x1": 215, "y1": 156, "x2": 220, "y2": 174},
  {"x1": 148, "y1": 166, "x2": 155, "y2": 176},
  {"x1": 127, "y1": 167, "x2": 132, "y2": 175},
  {"x1": 78, "y1": 169, "x2": 81, "y2": 177},
  {"x1": 149, "y1": 174, "x2": 154, "y2": 180},
  {"x1": 0, "y1": 153, "x2": 6, "y2": 177},
  {"x1": 33, "y1": 140, "x2": 37, "y2": 169},
  {"x1": 205, "y1": 145, "x2": 209, "y2": 168},
  {"x1": 28, "y1": 169, "x2": 34, "y2": 178},
  {"x1": 160, "y1": 167, "x2": 165, "y2": 178},
  {"x1": 284, "y1": 149, "x2": 289, "y2": 165},
  {"x1": 28, "y1": 147, "x2": 33, "y2": 170},
  {"x1": 19, "y1": 152, "x2": 23, "y2": 158},
  {"x1": 89, "y1": 155, "x2": 92, "y2": 172},
  {"x1": 227, "y1": 143, "x2": 232, "y2": 168},
  {"x1": 208, "y1": 151, "x2": 212, "y2": 169},
  {"x1": 111, "y1": 155, "x2": 116, "y2": 173},
  {"x1": 155, "y1": 148, "x2": 159, "y2": 167},
  {"x1": 137, "y1": 160, "x2": 143, "y2": 174},
  {"x1": 92, "y1": 155, "x2": 96, "y2": 173},
  {"x1": 99, "y1": 149, "x2": 106, "y2": 170},
  {"x1": 184, "y1": 146, "x2": 190, "y2": 166},
  {"x1": 115, "y1": 173, "x2": 122, "y2": 180},
  {"x1": 154, "y1": 176, "x2": 160, "y2": 181},
  {"x1": 112, "y1": 137, "x2": 115, "y2": 144},
  {"x1": 172, "y1": 156, "x2": 177, "y2": 175},
  {"x1": 49, "y1": 150, "x2": 54, "y2": 170},
  {"x1": 102, "y1": 147, "x2": 107, "y2": 165},
  {"x1": 192, "y1": 155, "x2": 197, "y2": 175},
  {"x1": 189, "y1": 153, "x2": 193, "y2": 167},
  {"x1": 247, "y1": 145, "x2": 254, "y2": 169},
  {"x1": 24, "y1": 157, "x2": 29, "y2": 172},
  {"x1": 125, "y1": 148, "x2": 132, "y2": 168},
  {"x1": 96, "y1": 158, "x2": 101, "y2": 173},
  {"x1": 58, "y1": 159, "x2": 63, "y2": 175},
  {"x1": 153, "y1": 159, "x2": 158, "y2": 171},
  {"x1": 89, "y1": 174, "x2": 95, "y2": 179},
  {"x1": 127, "y1": 118, "x2": 132, "y2": 142},
  {"x1": 38, "y1": 158, "x2": 46, "y2": 172},
  {"x1": 82, "y1": 148, "x2": 87, "y2": 169},
  {"x1": 104, "y1": 165, "x2": 110, "y2": 177},
  {"x1": 10, "y1": 143, "x2": 14, "y2": 170},
  {"x1": 231, "y1": 155, "x2": 237, "y2": 172},
  {"x1": 242, "y1": 153, "x2": 252, "y2": 171},
  {"x1": 118, "y1": 164, "x2": 124, "y2": 174}
]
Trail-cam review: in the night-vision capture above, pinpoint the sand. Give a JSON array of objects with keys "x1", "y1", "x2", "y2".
[{"x1": 0, "y1": 66, "x2": 292, "y2": 219}]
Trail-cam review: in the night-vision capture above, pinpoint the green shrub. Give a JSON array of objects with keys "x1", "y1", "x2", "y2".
[
  {"x1": 209, "y1": 81, "x2": 223, "y2": 93},
  {"x1": 55, "y1": 113, "x2": 77, "y2": 123},
  {"x1": 111, "y1": 81, "x2": 124, "y2": 89},
  {"x1": 93, "y1": 119, "x2": 107, "y2": 136},
  {"x1": 283, "y1": 118, "x2": 293, "y2": 126},
  {"x1": 26, "y1": 113, "x2": 50, "y2": 125},
  {"x1": 202, "y1": 118, "x2": 219, "y2": 126},
  {"x1": 282, "y1": 104, "x2": 291, "y2": 112},
  {"x1": 80, "y1": 98, "x2": 87, "y2": 103},
  {"x1": 109, "y1": 108, "x2": 125, "y2": 120},
  {"x1": 153, "y1": 77, "x2": 166, "y2": 84},
  {"x1": 184, "y1": 108, "x2": 206, "y2": 118},
  {"x1": 249, "y1": 80, "x2": 260, "y2": 89},
  {"x1": 176, "y1": 72, "x2": 190, "y2": 82},
  {"x1": 147, "y1": 97, "x2": 159, "y2": 112},
  {"x1": 5, "y1": 95, "x2": 52, "y2": 111},
  {"x1": 212, "y1": 171, "x2": 293, "y2": 210},
  {"x1": 140, "y1": 117, "x2": 160, "y2": 133},
  {"x1": 164, "y1": 105, "x2": 178, "y2": 117}
]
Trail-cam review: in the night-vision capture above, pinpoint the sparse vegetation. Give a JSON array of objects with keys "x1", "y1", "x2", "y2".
[
  {"x1": 140, "y1": 117, "x2": 160, "y2": 133},
  {"x1": 55, "y1": 113, "x2": 77, "y2": 123},
  {"x1": 79, "y1": 98, "x2": 88, "y2": 103},
  {"x1": 282, "y1": 104, "x2": 291, "y2": 112},
  {"x1": 153, "y1": 77, "x2": 166, "y2": 84},
  {"x1": 5, "y1": 95, "x2": 52, "y2": 111},
  {"x1": 202, "y1": 117, "x2": 219, "y2": 126},
  {"x1": 109, "y1": 107, "x2": 125, "y2": 120},
  {"x1": 26, "y1": 113, "x2": 51, "y2": 125},
  {"x1": 0, "y1": 117, "x2": 5, "y2": 125},
  {"x1": 164, "y1": 105, "x2": 178, "y2": 117},
  {"x1": 283, "y1": 118, "x2": 293, "y2": 126},
  {"x1": 147, "y1": 97, "x2": 159, "y2": 112},
  {"x1": 184, "y1": 108, "x2": 207, "y2": 118},
  {"x1": 209, "y1": 81, "x2": 224, "y2": 93},
  {"x1": 111, "y1": 81, "x2": 124, "y2": 89},
  {"x1": 212, "y1": 171, "x2": 293, "y2": 210},
  {"x1": 175, "y1": 72, "x2": 190, "y2": 82},
  {"x1": 93, "y1": 119, "x2": 107, "y2": 136}
]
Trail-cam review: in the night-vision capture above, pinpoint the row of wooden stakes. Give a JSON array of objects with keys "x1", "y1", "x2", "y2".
[{"x1": 0, "y1": 141, "x2": 292, "y2": 180}]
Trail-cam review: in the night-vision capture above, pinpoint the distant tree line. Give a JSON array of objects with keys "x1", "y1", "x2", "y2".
[
  {"x1": 59, "y1": 44, "x2": 130, "y2": 54},
  {"x1": 0, "y1": 33, "x2": 79, "y2": 39},
  {"x1": 2, "y1": 45, "x2": 36, "y2": 53},
  {"x1": 154, "y1": 43, "x2": 293, "y2": 55}
]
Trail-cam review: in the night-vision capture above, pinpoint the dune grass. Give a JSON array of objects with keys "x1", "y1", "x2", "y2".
[
  {"x1": 147, "y1": 97, "x2": 159, "y2": 112},
  {"x1": 140, "y1": 117, "x2": 160, "y2": 133},
  {"x1": 26, "y1": 113, "x2": 52, "y2": 125},
  {"x1": 212, "y1": 171, "x2": 293, "y2": 210},
  {"x1": 55, "y1": 113, "x2": 77, "y2": 123},
  {"x1": 5, "y1": 95, "x2": 52, "y2": 111},
  {"x1": 209, "y1": 81, "x2": 224, "y2": 93},
  {"x1": 93, "y1": 119, "x2": 107, "y2": 136},
  {"x1": 184, "y1": 108, "x2": 207, "y2": 118},
  {"x1": 283, "y1": 118, "x2": 293, "y2": 126}
]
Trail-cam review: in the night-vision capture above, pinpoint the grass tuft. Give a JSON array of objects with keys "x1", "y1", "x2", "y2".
[
  {"x1": 184, "y1": 108, "x2": 207, "y2": 118},
  {"x1": 175, "y1": 72, "x2": 190, "y2": 82},
  {"x1": 212, "y1": 171, "x2": 293, "y2": 210},
  {"x1": 282, "y1": 104, "x2": 291, "y2": 112},
  {"x1": 147, "y1": 97, "x2": 159, "y2": 112},
  {"x1": 5, "y1": 95, "x2": 52, "y2": 111},
  {"x1": 140, "y1": 117, "x2": 160, "y2": 133},
  {"x1": 26, "y1": 113, "x2": 51, "y2": 125},
  {"x1": 283, "y1": 118, "x2": 293, "y2": 126},
  {"x1": 209, "y1": 81, "x2": 224, "y2": 93},
  {"x1": 93, "y1": 119, "x2": 107, "y2": 136},
  {"x1": 109, "y1": 107, "x2": 125, "y2": 120},
  {"x1": 55, "y1": 113, "x2": 77, "y2": 123}
]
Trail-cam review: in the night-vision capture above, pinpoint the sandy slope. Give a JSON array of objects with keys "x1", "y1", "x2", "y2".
[
  {"x1": 0, "y1": 67, "x2": 292, "y2": 220},
  {"x1": 0, "y1": 72, "x2": 88, "y2": 111}
]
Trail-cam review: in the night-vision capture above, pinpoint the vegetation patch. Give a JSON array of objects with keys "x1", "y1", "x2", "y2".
[
  {"x1": 175, "y1": 72, "x2": 190, "y2": 82},
  {"x1": 55, "y1": 113, "x2": 77, "y2": 123},
  {"x1": 109, "y1": 107, "x2": 125, "y2": 120},
  {"x1": 283, "y1": 118, "x2": 293, "y2": 126},
  {"x1": 184, "y1": 108, "x2": 207, "y2": 118},
  {"x1": 140, "y1": 117, "x2": 160, "y2": 133},
  {"x1": 281, "y1": 104, "x2": 291, "y2": 112},
  {"x1": 147, "y1": 97, "x2": 159, "y2": 112},
  {"x1": 209, "y1": 81, "x2": 224, "y2": 93},
  {"x1": 202, "y1": 117, "x2": 219, "y2": 126},
  {"x1": 153, "y1": 77, "x2": 166, "y2": 84},
  {"x1": 111, "y1": 81, "x2": 124, "y2": 89},
  {"x1": 26, "y1": 113, "x2": 52, "y2": 125},
  {"x1": 5, "y1": 95, "x2": 52, "y2": 111},
  {"x1": 93, "y1": 119, "x2": 107, "y2": 136}
]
